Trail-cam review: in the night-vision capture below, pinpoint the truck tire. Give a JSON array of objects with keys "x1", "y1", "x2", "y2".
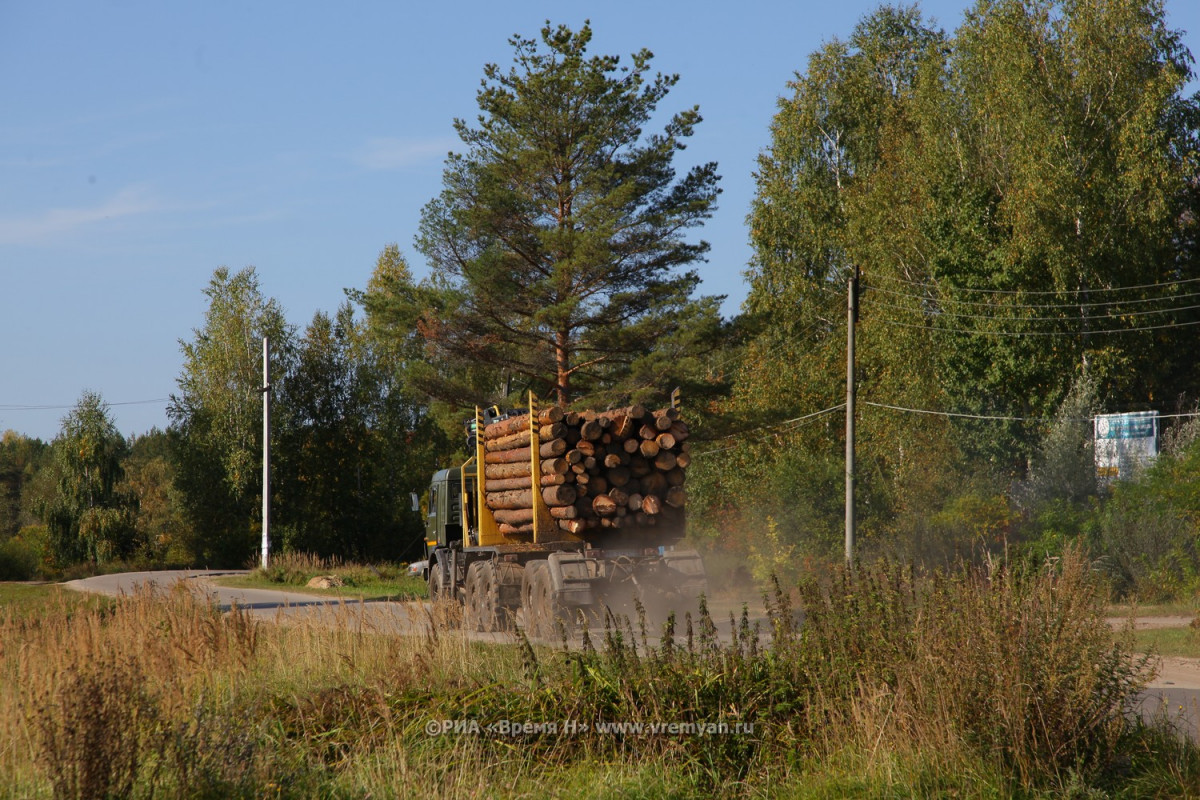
[
  {"x1": 428, "y1": 561, "x2": 446, "y2": 601},
  {"x1": 465, "y1": 561, "x2": 514, "y2": 633},
  {"x1": 524, "y1": 559, "x2": 575, "y2": 640}
]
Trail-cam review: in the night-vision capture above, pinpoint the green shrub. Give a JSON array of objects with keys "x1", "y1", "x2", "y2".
[{"x1": 0, "y1": 535, "x2": 39, "y2": 581}]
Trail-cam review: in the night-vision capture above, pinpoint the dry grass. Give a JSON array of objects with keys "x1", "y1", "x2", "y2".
[{"x1": 1, "y1": 549, "x2": 1196, "y2": 798}]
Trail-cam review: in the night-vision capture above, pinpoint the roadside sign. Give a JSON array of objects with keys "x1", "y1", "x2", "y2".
[{"x1": 1094, "y1": 411, "x2": 1158, "y2": 482}]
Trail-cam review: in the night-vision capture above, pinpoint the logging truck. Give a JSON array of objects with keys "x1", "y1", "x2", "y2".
[{"x1": 422, "y1": 393, "x2": 706, "y2": 637}]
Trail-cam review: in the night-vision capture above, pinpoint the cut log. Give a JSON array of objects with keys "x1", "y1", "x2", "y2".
[
  {"x1": 484, "y1": 415, "x2": 529, "y2": 439},
  {"x1": 486, "y1": 484, "x2": 577, "y2": 509},
  {"x1": 538, "y1": 406, "x2": 565, "y2": 425},
  {"x1": 665, "y1": 486, "x2": 686, "y2": 508},
  {"x1": 493, "y1": 508, "x2": 535, "y2": 525},
  {"x1": 610, "y1": 414, "x2": 633, "y2": 438},
  {"x1": 558, "y1": 519, "x2": 586, "y2": 535},
  {"x1": 485, "y1": 462, "x2": 531, "y2": 480},
  {"x1": 564, "y1": 449, "x2": 584, "y2": 465},
  {"x1": 639, "y1": 424, "x2": 659, "y2": 440},
  {"x1": 542, "y1": 484, "x2": 577, "y2": 507},
  {"x1": 665, "y1": 467, "x2": 685, "y2": 487},
  {"x1": 629, "y1": 455, "x2": 652, "y2": 477},
  {"x1": 575, "y1": 471, "x2": 590, "y2": 485},
  {"x1": 592, "y1": 494, "x2": 618, "y2": 516},
  {"x1": 484, "y1": 446, "x2": 534, "y2": 465},
  {"x1": 669, "y1": 420, "x2": 689, "y2": 441},
  {"x1": 541, "y1": 473, "x2": 567, "y2": 486},
  {"x1": 580, "y1": 420, "x2": 603, "y2": 441},
  {"x1": 549, "y1": 505, "x2": 578, "y2": 520},
  {"x1": 583, "y1": 456, "x2": 597, "y2": 472},
  {"x1": 487, "y1": 476, "x2": 534, "y2": 492},
  {"x1": 674, "y1": 451, "x2": 692, "y2": 469},
  {"x1": 638, "y1": 439, "x2": 660, "y2": 459},
  {"x1": 639, "y1": 471, "x2": 667, "y2": 495},
  {"x1": 607, "y1": 466, "x2": 631, "y2": 487},
  {"x1": 543, "y1": 457, "x2": 569, "y2": 475},
  {"x1": 574, "y1": 440, "x2": 596, "y2": 457},
  {"x1": 539, "y1": 422, "x2": 567, "y2": 440},
  {"x1": 603, "y1": 453, "x2": 624, "y2": 469},
  {"x1": 608, "y1": 487, "x2": 629, "y2": 508},
  {"x1": 482, "y1": 441, "x2": 565, "y2": 463},
  {"x1": 484, "y1": 429, "x2": 533, "y2": 452},
  {"x1": 641, "y1": 494, "x2": 662, "y2": 515},
  {"x1": 564, "y1": 411, "x2": 581, "y2": 426},
  {"x1": 623, "y1": 438, "x2": 641, "y2": 454},
  {"x1": 498, "y1": 522, "x2": 534, "y2": 536},
  {"x1": 627, "y1": 493, "x2": 643, "y2": 512},
  {"x1": 655, "y1": 432, "x2": 676, "y2": 450},
  {"x1": 653, "y1": 451, "x2": 677, "y2": 472}
]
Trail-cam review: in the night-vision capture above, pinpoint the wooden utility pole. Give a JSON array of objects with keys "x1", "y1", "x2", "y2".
[
  {"x1": 845, "y1": 267, "x2": 858, "y2": 567},
  {"x1": 261, "y1": 335, "x2": 271, "y2": 570}
]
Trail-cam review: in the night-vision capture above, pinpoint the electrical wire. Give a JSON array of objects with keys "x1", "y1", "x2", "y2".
[
  {"x1": 873, "y1": 316, "x2": 1200, "y2": 337},
  {"x1": 868, "y1": 282, "x2": 1200, "y2": 311},
  {"x1": 870, "y1": 298, "x2": 1200, "y2": 323},
  {"x1": 693, "y1": 403, "x2": 846, "y2": 457},
  {"x1": 863, "y1": 400, "x2": 1200, "y2": 423},
  {"x1": 0, "y1": 398, "x2": 169, "y2": 411},
  {"x1": 867, "y1": 271, "x2": 1200, "y2": 296}
]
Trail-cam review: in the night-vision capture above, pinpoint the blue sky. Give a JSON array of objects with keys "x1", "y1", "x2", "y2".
[{"x1": 2, "y1": 1, "x2": 1198, "y2": 441}]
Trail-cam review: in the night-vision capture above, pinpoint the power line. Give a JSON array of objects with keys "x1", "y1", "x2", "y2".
[
  {"x1": 868, "y1": 271, "x2": 1200, "y2": 296},
  {"x1": 873, "y1": 315, "x2": 1200, "y2": 337},
  {"x1": 863, "y1": 400, "x2": 1200, "y2": 424},
  {"x1": 871, "y1": 298, "x2": 1200, "y2": 323},
  {"x1": 694, "y1": 403, "x2": 846, "y2": 457},
  {"x1": 0, "y1": 398, "x2": 169, "y2": 412},
  {"x1": 868, "y1": 282, "x2": 1200, "y2": 311}
]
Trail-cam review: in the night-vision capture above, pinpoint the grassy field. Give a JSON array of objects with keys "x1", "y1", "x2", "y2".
[
  {"x1": 2, "y1": 550, "x2": 1199, "y2": 798},
  {"x1": 0, "y1": 583, "x2": 110, "y2": 621},
  {"x1": 1133, "y1": 627, "x2": 1200, "y2": 659},
  {"x1": 212, "y1": 552, "x2": 430, "y2": 602}
]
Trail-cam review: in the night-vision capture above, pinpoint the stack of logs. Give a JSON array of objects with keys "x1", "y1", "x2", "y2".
[{"x1": 481, "y1": 404, "x2": 691, "y2": 538}]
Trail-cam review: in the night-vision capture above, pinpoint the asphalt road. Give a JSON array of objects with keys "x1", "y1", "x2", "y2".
[{"x1": 64, "y1": 569, "x2": 485, "y2": 639}]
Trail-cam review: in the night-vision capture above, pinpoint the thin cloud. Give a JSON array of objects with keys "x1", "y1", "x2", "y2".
[
  {"x1": 0, "y1": 185, "x2": 160, "y2": 245},
  {"x1": 351, "y1": 137, "x2": 456, "y2": 170}
]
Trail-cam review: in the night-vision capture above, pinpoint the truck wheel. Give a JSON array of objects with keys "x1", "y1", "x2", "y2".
[
  {"x1": 428, "y1": 562, "x2": 445, "y2": 600},
  {"x1": 465, "y1": 561, "x2": 510, "y2": 633},
  {"x1": 521, "y1": 561, "x2": 546, "y2": 635},
  {"x1": 526, "y1": 560, "x2": 575, "y2": 640}
]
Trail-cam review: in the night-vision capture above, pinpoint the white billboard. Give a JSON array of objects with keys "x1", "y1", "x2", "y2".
[{"x1": 1094, "y1": 411, "x2": 1158, "y2": 482}]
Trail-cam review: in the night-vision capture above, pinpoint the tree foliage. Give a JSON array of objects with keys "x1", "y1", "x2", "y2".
[
  {"x1": 698, "y1": 0, "x2": 1200, "y2": 562},
  {"x1": 168, "y1": 267, "x2": 293, "y2": 566},
  {"x1": 274, "y1": 304, "x2": 446, "y2": 560},
  {"x1": 38, "y1": 391, "x2": 137, "y2": 565},
  {"x1": 364, "y1": 22, "x2": 723, "y2": 411}
]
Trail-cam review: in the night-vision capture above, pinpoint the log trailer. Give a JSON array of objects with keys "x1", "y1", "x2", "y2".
[{"x1": 422, "y1": 394, "x2": 707, "y2": 637}]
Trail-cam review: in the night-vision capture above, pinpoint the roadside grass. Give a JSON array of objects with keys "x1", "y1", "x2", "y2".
[
  {"x1": 1109, "y1": 600, "x2": 1200, "y2": 619},
  {"x1": 215, "y1": 551, "x2": 428, "y2": 601},
  {"x1": 2, "y1": 547, "x2": 1198, "y2": 798},
  {"x1": 0, "y1": 584, "x2": 110, "y2": 622},
  {"x1": 1133, "y1": 627, "x2": 1200, "y2": 659}
]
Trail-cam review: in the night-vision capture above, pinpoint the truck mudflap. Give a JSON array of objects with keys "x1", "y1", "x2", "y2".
[
  {"x1": 543, "y1": 548, "x2": 708, "y2": 613},
  {"x1": 546, "y1": 551, "x2": 599, "y2": 607},
  {"x1": 660, "y1": 549, "x2": 708, "y2": 598}
]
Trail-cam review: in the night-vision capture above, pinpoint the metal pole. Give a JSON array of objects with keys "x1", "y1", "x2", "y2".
[
  {"x1": 261, "y1": 335, "x2": 271, "y2": 570},
  {"x1": 845, "y1": 269, "x2": 857, "y2": 567}
]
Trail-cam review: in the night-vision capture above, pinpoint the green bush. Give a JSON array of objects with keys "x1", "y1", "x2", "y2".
[{"x1": 0, "y1": 534, "x2": 40, "y2": 581}]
